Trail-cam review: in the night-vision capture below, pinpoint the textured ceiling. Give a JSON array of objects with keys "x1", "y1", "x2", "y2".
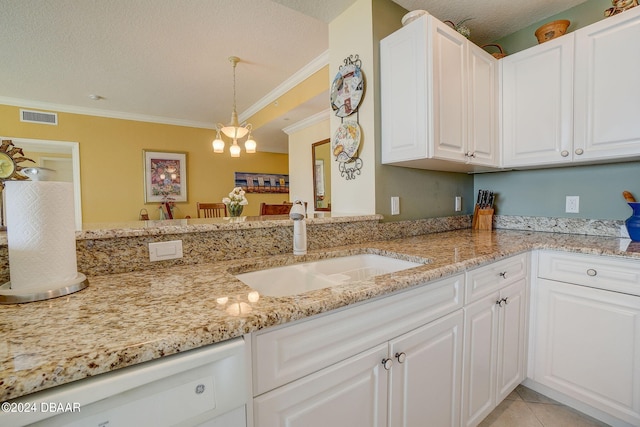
[{"x1": 0, "y1": 0, "x2": 588, "y2": 153}]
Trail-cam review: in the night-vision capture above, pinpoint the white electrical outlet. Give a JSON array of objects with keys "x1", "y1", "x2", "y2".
[
  {"x1": 455, "y1": 196, "x2": 462, "y2": 212},
  {"x1": 149, "y1": 240, "x2": 183, "y2": 262},
  {"x1": 391, "y1": 196, "x2": 400, "y2": 215},
  {"x1": 565, "y1": 196, "x2": 580, "y2": 213}
]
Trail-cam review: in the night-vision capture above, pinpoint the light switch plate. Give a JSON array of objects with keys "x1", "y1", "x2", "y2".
[
  {"x1": 455, "y1": 196, "x2": 462, "y2": 212},
  {"x1": 149, "y1": 240, "x2": 183, "y2": 262},
  {"x1": 391, "y1": 196, "x2": 400, "y2": 215}
]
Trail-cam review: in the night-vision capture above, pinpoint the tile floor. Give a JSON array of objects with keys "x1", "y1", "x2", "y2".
[{"x1": 479, "y1": 385, "x2": 610, "y2": 427}]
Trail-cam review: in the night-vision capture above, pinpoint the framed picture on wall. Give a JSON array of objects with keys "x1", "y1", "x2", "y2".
[{"x1": 143, "y1": 150, "x2": 187, "y2": 203}]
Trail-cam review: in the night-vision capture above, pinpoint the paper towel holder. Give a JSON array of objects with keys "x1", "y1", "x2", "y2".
[{"x1": 0, "y1": 273, "x2": 89, "y2": 304}]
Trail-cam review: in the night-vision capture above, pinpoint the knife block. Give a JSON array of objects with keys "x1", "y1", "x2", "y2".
[{"x1": 472, "y1": 206, "x2": 494, "y2": 230}]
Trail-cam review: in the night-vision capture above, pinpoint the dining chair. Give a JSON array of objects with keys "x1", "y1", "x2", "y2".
[
  {"x1": 260, "y1": 202, "x2": 292, "y2": 215},
  {"x1": 260, "y1": 202, "x2": 307, "y2": 216},
  {"x1": 197, "y1": 202, "x2": 227, "y2": 218}
]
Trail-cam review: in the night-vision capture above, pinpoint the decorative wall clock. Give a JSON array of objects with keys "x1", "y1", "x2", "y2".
[{"x1": 0, "y1": 140, "x2": 34, "y2": 186}]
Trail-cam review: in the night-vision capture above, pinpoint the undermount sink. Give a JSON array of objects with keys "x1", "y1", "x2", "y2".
[{"x1": 235, "y1": 253, "x2": 425, "y2": 297}]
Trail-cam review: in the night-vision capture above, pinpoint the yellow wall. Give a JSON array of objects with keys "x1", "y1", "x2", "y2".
[{"x1": 0, "y1": 104, "x2": 288, "y2": 222}]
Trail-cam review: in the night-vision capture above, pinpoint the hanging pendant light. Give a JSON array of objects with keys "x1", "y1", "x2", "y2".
[{"x1": 212, "y1": 56, "x2": 256, "y2": 157}]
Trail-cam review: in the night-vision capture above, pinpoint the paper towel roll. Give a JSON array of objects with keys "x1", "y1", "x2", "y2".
[{"x1": 5, "y1": 181, "x2": 78, "y2": 290}]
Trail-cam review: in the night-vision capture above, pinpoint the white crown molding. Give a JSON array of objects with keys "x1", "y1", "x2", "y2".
[
  {"x1": 283, "y1": 109, "x2": 331, "y2": 135},
  {"x1": 0, "y1": 96, "x2": 216, "y2": 130},
  {"x1": 239, "y1": 50, "x2": 329, "y2": 122}
]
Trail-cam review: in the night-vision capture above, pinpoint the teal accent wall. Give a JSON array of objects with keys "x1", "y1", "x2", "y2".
[
  {"x1": 474, "y1": 162, "x2": 640, "y2": 220},
  {"x1": 474, "y1": 0, "x2": 639, "y2": 222}
]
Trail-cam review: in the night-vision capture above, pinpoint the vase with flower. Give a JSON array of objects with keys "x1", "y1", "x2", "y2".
[{"x1": 223, "y1": 187, "x2": 248, "y2": 217}]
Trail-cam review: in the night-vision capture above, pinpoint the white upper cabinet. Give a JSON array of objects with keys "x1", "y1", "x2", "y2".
[
  {"x1": 501, "y1": 35, "x2": 575, "y2": 167},
  {"x1": 503, "y1": 7, "x2": 640, "y2": 168},
  {"x1": 381, "y1": 15, "x2": 498, "y2": 172},
  {"x1": 574, "y1": 8, "x2": 640, "y2": 161},
  {"x1": 380, "y1": 16, "x2": 430, "y2": 165}
]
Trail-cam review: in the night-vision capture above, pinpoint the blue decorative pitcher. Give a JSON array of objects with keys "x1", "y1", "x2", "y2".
[{"x1": 626, "y1": 202, "x2": 640, "y2": 241}]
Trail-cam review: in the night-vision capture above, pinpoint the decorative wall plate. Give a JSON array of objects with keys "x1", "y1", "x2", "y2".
[
  {"x1": 332, "y1": 121, "x2": 361, "y2": 162},
  {"x1": 330, "y1": 64, "x2": 364, "y2": 117}
]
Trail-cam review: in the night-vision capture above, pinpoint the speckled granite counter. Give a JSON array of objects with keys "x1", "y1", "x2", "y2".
[{"x1": 1, "y1": 228, "x2": 639, "y2": 402}]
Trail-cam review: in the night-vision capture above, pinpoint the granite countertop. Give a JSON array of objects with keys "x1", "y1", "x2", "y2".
[
  {"x1": 0, "y1": 214, "x2": 381, "y2": 245},
  {"x1": 1, "y1": 228, "x2": 639, "y2": 402}
]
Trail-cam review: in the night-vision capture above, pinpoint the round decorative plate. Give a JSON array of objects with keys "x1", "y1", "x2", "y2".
[
  {"x1": 332, "y1": 121, "x2": 361, "y2": 162},
  {"x1": 330, "y1": 64, "x2": 364, "y2": 117}
]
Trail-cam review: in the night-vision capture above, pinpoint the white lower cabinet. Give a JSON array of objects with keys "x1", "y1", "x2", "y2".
[
  {"x1": 253, "y1": 343, "x2": 389, "y2": 427},
  {"x1": 251, "y1": 274, "x2": 465, "y2": 427},
  {"x1": 531, "y1": 251, "x2": 640, "y2": 426},
  {"x1": 461, "y1": 254, "x2": 528, "y2": 427},
  {"x1": 388, "y1": 310, "x2": 464, "y2": 426},
  {"x1": 461, "y1": 279, "x2": 527, "y2": 427},
  {"x1": 254, "y1": 310, "x2": 464, "y2": 427}
]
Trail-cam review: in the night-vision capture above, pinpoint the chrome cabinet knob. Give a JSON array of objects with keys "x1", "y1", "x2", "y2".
[
  {"x1": 587, "y1": 268, "x2": 597, "y2": 277},
  {"x1": 496, "y1": 298, "x2": 506, "y2": 307},
  {"x1": 575, "y1": 148, "x2": 584, "y2": 155},
  {"x1": 395, "y1": 352, "x2": 406, "y2": 363},
  {"x1": 561, "y1": 150, "x2": 569, "y2": 157},
  {"x1": 499, "y1": 271, "x2": 507, "y2": 279},
  {"x1": 382, "y1": 358, "x2": 393, "y2": 370}
]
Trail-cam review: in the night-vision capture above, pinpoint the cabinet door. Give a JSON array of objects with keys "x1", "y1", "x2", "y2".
[
  {"x1": 467, "y1": 43, "x2": 497, "y2": 167},
  {"x1": 495, "y1": 279, "x2": 526, "y2": 402},
  {"x1": 388, "y1": 310, "x2": 464, "y2": 427},
  {"x1": 253, "y1": 344, "x2": 388, "y2": 427},
  {"x1": 574, "y1": 8, "x2": 640, "y2": 161},
  {"x1": 461, "y1": 292, "x2": 500, "y2": 427},
  {"x1": 380, "y1": 16, "x2": 430, "y2": 164},
  {"x1": 533, "y1": 279, "x2": 640, "y2": 426},
  {"x1": 431, "y1": 18, "x2": 467, "y2": 162},
  {"x1": 502, "y1": 34, "x2": 574, "y2": 167}
]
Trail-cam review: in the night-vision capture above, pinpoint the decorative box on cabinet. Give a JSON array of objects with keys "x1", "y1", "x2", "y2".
[
  {"x1": 380, "y1": 15, "x2": 498, "y2": 173},
  {"x1": 530, "y1": 251, "x2": 640, "y2": 426}
]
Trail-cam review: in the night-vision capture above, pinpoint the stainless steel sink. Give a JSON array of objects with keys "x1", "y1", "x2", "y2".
[{"x1": 235, "y1": 253, "x2": 425, "y2": 297}]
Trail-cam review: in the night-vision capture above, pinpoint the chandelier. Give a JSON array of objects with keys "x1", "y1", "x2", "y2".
[{"x1": 212, "y1": 56, "x2": 256, "y2": 157}]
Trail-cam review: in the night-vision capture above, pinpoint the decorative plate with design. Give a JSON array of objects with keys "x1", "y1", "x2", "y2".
[
  {"x1": 330, "y1": 64, "x2": 364, "y2": 117},
  {"x1": 332, "y1": 121, "x2": 361, "y2": 162}
]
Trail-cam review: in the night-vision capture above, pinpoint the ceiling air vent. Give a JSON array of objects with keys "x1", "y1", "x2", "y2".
[{"x1": 20, "y1": 109, "x2": 58, "y2": 125}]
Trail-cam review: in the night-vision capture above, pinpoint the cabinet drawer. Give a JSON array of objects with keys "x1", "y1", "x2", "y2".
[
  {"x1": 252, "y1": 274, "x2": 463, "y2": 396},
  {"x1": 465, "y1": 254, "x2": 528, "y2": 303},
  {"x1": 538, "y1": 251, "x2": 640, "y2": 296}
]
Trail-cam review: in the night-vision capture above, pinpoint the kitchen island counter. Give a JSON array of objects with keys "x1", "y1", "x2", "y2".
[{"x1": 1, "y1": 228, "x2": 639, "y2": 402}]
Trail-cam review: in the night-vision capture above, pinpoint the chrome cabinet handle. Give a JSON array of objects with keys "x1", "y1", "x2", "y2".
[
  {"x1": 561, "y1": 150, "x2": 569, "y2": 157},
  {"x1": 495, "y1": 297, "x2": 509, "y2": 307},
  {"x1": 382, "y1": 358, "x2": 393, "y2": 370},
  {"x1": 499, "y1": 271, "x2": 507, "y2": 279},
  {"x1": 575, "y1": 148, "x2": 584, "y2": 155},
  {"x1": 395, "y1": 352, "x2": 406, "y2": 363},
  {"x1": 587, "y1": 269, "x2": 597, "y2": 277}
]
